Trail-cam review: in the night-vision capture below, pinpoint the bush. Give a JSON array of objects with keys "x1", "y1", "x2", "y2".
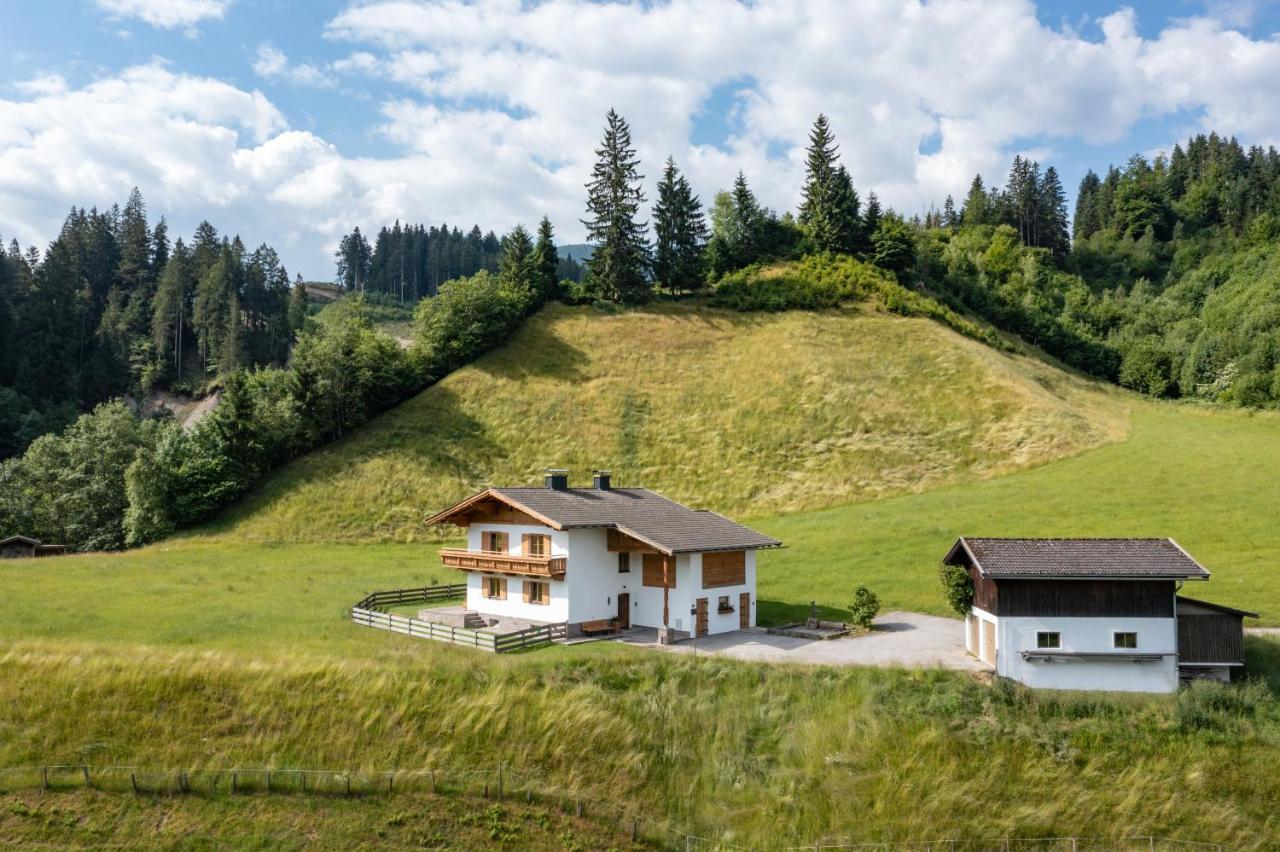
[
  {"x1": 849, "y1": 586, "x2": 881, "y2": 628},
  {"x1": 939, "y1": 564, "x2": 973, "y2": 616}
]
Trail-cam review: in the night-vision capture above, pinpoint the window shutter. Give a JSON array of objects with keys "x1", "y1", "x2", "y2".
[
  {"x1": 522, "y1": 581, "x2": 530, "y2": 603},
  {"x1": 499, "y1": 578, "x2": 508, "y2": 600},
  {"x1": 521, "y1": 534, "x2": 531, "y2": 556},
  {"x1": 497, "y1": 533, "x2": 509, "y2": 553}
]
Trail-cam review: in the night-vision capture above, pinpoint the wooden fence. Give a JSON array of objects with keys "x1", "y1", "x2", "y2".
[
  {"x1": 353, "y1": 583, "x2": 467, "y2": 611},
  {"x1": 350, "y1": 583, "x2": 566, "y2": 653}
]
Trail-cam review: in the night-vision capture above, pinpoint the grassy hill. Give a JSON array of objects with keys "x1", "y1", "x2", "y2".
[{"x1": 212, "y1": 301, "x2": 1125, "y2": 543}]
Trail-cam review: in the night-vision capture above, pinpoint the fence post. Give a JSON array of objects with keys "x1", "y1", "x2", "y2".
[
  {"x1": 266, "y1": 770, "x2": 271, "y2": 794},
  {"x1": 346, "y1": 774, "x2": 351, "y2": 797},
  {"x1": 431, "y1": 770, "x2": 437, "y2": 793},
  {"x1": 231, "y1": 772, "x2": 237, "y2": 794},
  {"x1": 82, "y1": 765, "x2": 90, "y2": 789},
  {"x1": 631, "y1": 819, "x2": 638, "y2": 842},
  {"x1": 131, "y1": 772, "x2": 138, "y2": 794},
  {"x1": 1149, "y1": 837, "x2": 1155, "y2": 852},
  {"x1": 497, "y1": 761, "x2": 503, "y2": 801},
  {"x1": 42, "y1": 767, "x2": 48, "y2": 790}
]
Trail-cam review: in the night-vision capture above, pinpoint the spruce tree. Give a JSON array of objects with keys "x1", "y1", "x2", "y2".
[
  {"x1": 532, "y1": 216, "x2": 560, "y2": 304},
  {"x1": 863, "y1": 192, "x2": 882, "y2": 235},
  {"x1": 652, "y1": 157, "x2": 708, "y2": 294},
  {"x1": 961, "y1": 175, "x2": 988, "y2": 226},
  {"x1": 798, "y1": 114, "x2": 861, "y2": 254},
  {"x1": 152, "y1": 238, "x2": 193, "y2": 379},
  {"x1": 582, "y1": 109, "x2": 650, "y2": 303},
  {"x1": 1038, "y1": 166, "x2": 1070, "y2": 261},
  {"x1": 498, "y1": 224, "x2": 536, "y2": 308}
]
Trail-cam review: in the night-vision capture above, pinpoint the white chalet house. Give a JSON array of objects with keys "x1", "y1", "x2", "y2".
[
  {"x1": 426, "y1": 470, "x2": 782, "y2": 639},
  {"x1": 945, "y1": 537, "x2": 1256, "y2": 693}
]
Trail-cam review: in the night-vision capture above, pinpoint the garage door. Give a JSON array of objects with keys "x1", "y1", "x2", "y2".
[{"x1": 981, "y1": 619, "x2": 996, "y2": 666}]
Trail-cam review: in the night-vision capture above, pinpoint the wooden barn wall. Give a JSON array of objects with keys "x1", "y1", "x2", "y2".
[
  {"x1": 970, "y1": 565, "x2": 999, "y2": 614},
  {"x1": 996, "y1": 580, "x2": 1175, "y2": 618},
  {"x1": 1178, "y1": 614, "x2": 1244, "y2": 664}
]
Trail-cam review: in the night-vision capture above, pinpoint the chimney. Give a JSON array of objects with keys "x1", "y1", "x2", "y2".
[
  {"x1": 544, "y1": 468, "x2": 569, "y2": 491},
  {"x1": 593, "y1": 469, "x2": 611, "y2": 490}
]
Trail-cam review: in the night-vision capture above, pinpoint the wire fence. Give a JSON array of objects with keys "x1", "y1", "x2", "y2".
[{"x1": 0, "y1": 763, "x2": 1229, "y2": 851}]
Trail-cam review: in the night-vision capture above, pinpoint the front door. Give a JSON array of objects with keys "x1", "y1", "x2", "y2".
[
  {"x1": 695, "y1": 598, "x2": 708, "y2": 637},
  {"x1": 617, "y1": 592, "x2": 630, "y2": 629},
  {"x1": 739, "y1": 592, "x2": 750, "y2": 629}
]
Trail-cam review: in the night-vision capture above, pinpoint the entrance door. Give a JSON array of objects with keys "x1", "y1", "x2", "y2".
[
  {"x1": 967, "y1": 614, "x2": 978, "y2": 656},
  {"x1": 739, "y1": 592, "x2": 750, "y2": 629},
  {"x1": 617, "y1": 593, "x2": 630, "y2": 629},
  {"x1": 695, "y1": 598, "x2": 709, "y2": 637}
]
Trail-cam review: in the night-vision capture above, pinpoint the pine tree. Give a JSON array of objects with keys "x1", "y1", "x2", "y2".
[
  {"x1": 960, "y1": 176, "x2": 988, "y2": 227},
  {"x1": 1037, "y1": 166, "x2": 1070, "y2": 261},
  {"x1": 582, "y1": 109, "x2": 650, "y2": 303},
  {"x1": 1074, "y1": 170, "x2": 1102, "y2": 240},
  {"x1": 152, "y1": 238, "x2": 193, "y2": 379},
  {"x1": 532, "y1": 217, "x2": 560, "y2": 305},
  {"x1": 498, "y1": 224, "x2": 536, "y2": 308},
  {"x1": 335, "y1": 227, "x2": 372, "y2": 292},
  {"x1": 652, "y1": 157, "x2": 708, "y2": 294},
  {"x1": 287, "y1": 276, "x2": 308, "y2": 335},
  {"x1": 864, "y1": 192, "x2": 882, "y2": 235},
  {"x1": 799, "y1": 114, "x2": 842, "y2": 252},
  {"x1": 942, "y1": 195, "x2": 959, "y2": 230},
  {"x1": 828, "y1": 165, "x2": 863, "y2": 253}
]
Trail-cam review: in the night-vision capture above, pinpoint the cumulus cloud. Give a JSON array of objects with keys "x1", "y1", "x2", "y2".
[
  {"x1": 252, "y1": 44, "x2": 336, "y2": 88},
  {"x1": 8, "y1": 1, "x2": 1280, "y2": 278},
  {"x1": 95, "y1": 0, "x2": 231, "y2": 32}
]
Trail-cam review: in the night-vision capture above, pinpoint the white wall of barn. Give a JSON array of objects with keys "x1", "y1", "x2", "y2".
[{"x1": 997, "y1": 615, "x2": 1179, "y2": 693}]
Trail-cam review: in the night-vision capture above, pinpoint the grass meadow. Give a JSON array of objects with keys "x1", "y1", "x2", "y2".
[{"x1": 5, "y1": 304, "x2": 1280, "y2": 846}]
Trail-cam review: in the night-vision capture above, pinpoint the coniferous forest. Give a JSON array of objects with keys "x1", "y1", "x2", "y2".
[{"x1": 5, "y1": 112, "x2": 1280, "y2": 551}]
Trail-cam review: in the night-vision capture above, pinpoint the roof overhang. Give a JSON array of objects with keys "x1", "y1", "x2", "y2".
[
  {"x1": 425, "y1": 489, "x2": 564, "y2": 529},
  {"x1": 0, "y1": 535, "x2": 39, "y2": 546}
]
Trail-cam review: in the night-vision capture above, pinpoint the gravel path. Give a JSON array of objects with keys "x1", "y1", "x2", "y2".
[{"x1": 618, "y1": 611, "x2": 987, "y2": 671}]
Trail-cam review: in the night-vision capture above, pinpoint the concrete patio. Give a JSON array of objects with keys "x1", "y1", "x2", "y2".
[{"x1": 615, "y1": 611, "x2": 987, "y2": 671}]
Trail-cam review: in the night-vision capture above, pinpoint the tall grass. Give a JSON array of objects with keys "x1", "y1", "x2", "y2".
[
  {"x1": 210, "y1": 302, "x2": 1123, "y2": 543},
  {"x1": 1, "y1": 640, "x2": 1277, "y2": 847}
]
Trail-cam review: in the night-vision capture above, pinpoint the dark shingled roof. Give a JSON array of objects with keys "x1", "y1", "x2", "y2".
[
  {"x1": 445, "y1": 487, "x2": 781, "y2": 555},
  {"x1": 945, "y1": 537, "x2": 1210, "y2": 580}
]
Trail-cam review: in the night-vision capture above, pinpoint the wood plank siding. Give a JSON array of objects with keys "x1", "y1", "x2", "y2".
[
  {"x1": 702, "y1": 551, "x2": 746, "y2": 588},
  {"x1": 642, "y1": 554, "x2": 676, "y2": 588},
  {"x1": 971, "y1": 566, "x2": 999, "y2": 613},
  {"x1": 1178, "y1": 614, "x2": 1245, "y2": 664},
  {"x1": 995, "y1": 579, "x2": 1176, "y2": 618}
]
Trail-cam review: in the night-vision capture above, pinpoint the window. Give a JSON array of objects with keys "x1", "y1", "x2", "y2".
[
  {"x1": 481, "y1": 531, "x2": 508, "y2": 554},
  {"x1": 717, "y1": 595, "x2": 734, "y2": 614},
  {"x1": 618, "y1": 552, "x2": 630, "y2": 573},
  {"x1": 1114, "y1": 631, "x2": 1138, "y2": 649},
  {"x1": 1036, "y1": 631, "x2": 1061, "y2": 649},
  {"x1": 522, "y1": 533, "x2": 550, "y2": 557},
  {"x1": 483, "y1": 577, "x2": 507, "y2": 600},
  {"x1": 524, "y1": 580, "x2": 549, "y2": 605}
]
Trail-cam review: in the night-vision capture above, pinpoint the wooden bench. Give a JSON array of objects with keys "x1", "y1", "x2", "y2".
[{"x1": 580, "y1": 618, "x2": 619, "y2": 636}]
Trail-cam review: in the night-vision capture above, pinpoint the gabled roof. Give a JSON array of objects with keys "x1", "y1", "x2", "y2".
[
  {"x1": 944, "y1": 537, "x2": 1210, "y2": 580},
  {"x1": 0, "y1": 535, "x2": 40, "y2": 546},
  {"x1": 427, "y1": 486, "x2": 781, "y2": 555},
  {"x1": 1176, "y1": 596, "x2": 1259, "y2": 619}
]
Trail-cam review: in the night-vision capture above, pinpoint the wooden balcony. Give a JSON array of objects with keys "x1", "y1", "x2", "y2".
[{"x1": 439, "y1": 548, "x2": 567, "y2": 580}]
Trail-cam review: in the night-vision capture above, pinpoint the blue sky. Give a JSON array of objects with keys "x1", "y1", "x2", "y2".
[{"x1": 3, "y1": 0, "x2": 1280, "y2": 278}]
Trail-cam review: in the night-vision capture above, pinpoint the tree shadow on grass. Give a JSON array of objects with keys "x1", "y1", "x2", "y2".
[
  {"x1": 474, "y1": 310, "x2": 591, "y2": 382},
  {"x1": 1243, "y1": 635, "x2": 1280, "y2": 696}
]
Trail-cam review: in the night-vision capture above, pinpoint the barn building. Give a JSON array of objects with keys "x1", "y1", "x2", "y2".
[
  {"x1": 0, "y1": 535, "x2": 68, "y2": 559},
  {"x1": 944, "y1": 537, "x2": 1257, "y2": 693}
]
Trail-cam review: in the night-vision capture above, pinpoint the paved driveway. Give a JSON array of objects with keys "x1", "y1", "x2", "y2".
[{"x1": 617, "y1": 611, "x2": 987, "y2": 671}]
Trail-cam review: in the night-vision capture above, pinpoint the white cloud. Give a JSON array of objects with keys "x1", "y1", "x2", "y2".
[
  {"x1": 95, "y1": 0, "x2": 231, "y2": 32},
  {"x1": 252, "y1": 44, "x2": 335, "y2": 88},
  {"x1": 9, "y1": 1, "x2": 1280, "y2": 279}
]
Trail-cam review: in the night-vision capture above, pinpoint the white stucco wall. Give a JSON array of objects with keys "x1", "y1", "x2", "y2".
[
  {"x1": 460, "y1": 522, "x2": 758, "y2": 636},
  {"x1": 463, "y1": 523, "x2": 569, "y2": 623},
  {"x1": 996, "y1": 615, "x2": 1179, "y2": 693}
]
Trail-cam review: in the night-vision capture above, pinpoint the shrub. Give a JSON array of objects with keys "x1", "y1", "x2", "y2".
[
  {"x1": 939, "y1": 564, "x2": 973, "y2": 616},
  {"x1": 849, "y1": 586, "x2": 881, "y2": 628}
]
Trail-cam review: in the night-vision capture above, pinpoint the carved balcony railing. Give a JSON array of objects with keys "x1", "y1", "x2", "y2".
[{"x1": 439, "y1": 548, "x2": 567, "y2": 580}]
